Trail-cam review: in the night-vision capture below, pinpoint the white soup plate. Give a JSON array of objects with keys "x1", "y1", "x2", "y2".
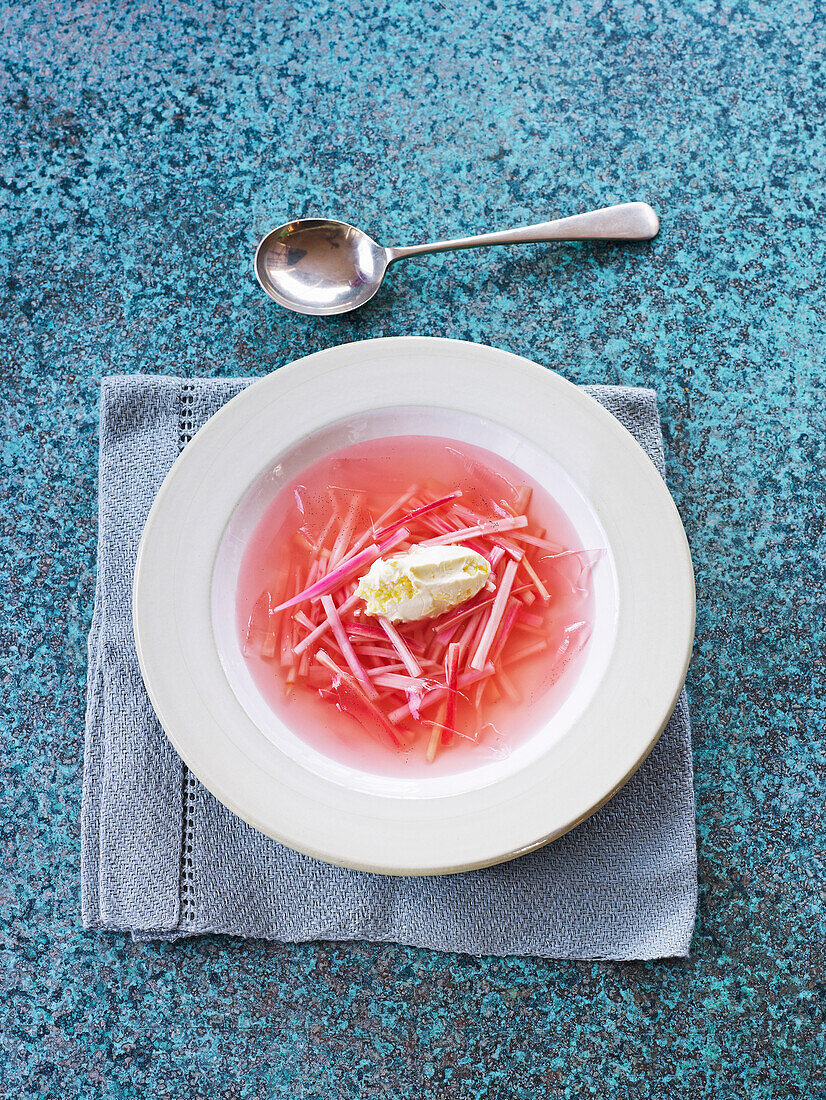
[{"x1": 133, "y1": 336, "x2": 694, "y2": 875}]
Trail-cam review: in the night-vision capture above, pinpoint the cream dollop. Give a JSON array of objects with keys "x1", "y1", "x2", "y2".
[{"x1": 356, "y1": 544, "x2": 490, "y2": 623}]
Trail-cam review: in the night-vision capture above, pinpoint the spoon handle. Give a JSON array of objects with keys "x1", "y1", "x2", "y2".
[{"x1": 386, "y1": 202, "x2": 659, "y2": 262}]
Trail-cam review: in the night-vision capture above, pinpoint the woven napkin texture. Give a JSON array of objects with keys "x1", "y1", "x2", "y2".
[{"x1": 82, "y1": 375, "x2": 696, "y2": 958}]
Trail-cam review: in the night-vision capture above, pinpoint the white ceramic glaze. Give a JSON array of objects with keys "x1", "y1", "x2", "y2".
[{"x1": 133, "y1": 337, "x2": 695, "y2": 875}]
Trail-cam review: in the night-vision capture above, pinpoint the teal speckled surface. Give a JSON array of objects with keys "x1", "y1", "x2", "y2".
[{"x1": 2, "y1": 0, "x2": 824, "y2": 1095}]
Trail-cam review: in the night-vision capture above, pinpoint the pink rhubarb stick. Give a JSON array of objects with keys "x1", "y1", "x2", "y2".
[
  {"x1": 349, "y1": 620, "x2": 426, "y2": 651},
  {"x1": 272, "y1": 527, "x2": 409, "y2": 615},
  {"x1": 293, "y1": 609, "x2": 318, "y2": 636},
  {"x1": 315, "y1": 649, "x2": 401, "y2": 747},
  {"x1": 431, "y1": 584, "x2": 531, "y2": 636},
  {"x1": 342, "y1": 621, "x2": 388, "y2": 642},
  {"x1": 293, "y1": 590, "x2": 361, "y2": 655},
  {"x1": 452, "y1": 504, "x2": 525, "y2": 558},
  {"x1": 433, "y1": 619, "x2": 461, "y2": 646},
  {"x1": 520, "y1": 610, "x2": 545, "y2": 628},
  {"x1": 312, "y1": 511, "x2": 337, "y2": 555},
  {"x1": 425, "y1": 700, "x2": 449, "y2": 763},
  {"x1": 510, "y1": 531, "x2": 566, "y2": 553},
  {"x1": 378, "y1": 617, "x2": 423, "y2": 677},
  {"x1": 370, "y1": 485, "x2": 418, "y2": 532},
  {"x1": 496, "y1": 669, "x2": 521, "y2": 703},
  {"x1": 520, "y1": 553, "x2": 550, "y2": 601},
  {"x1": 371, "y1": 672, "x2": 432, "y2": 692},
  {"x1": 373, "y1": 490, "x2": 462, "y2": 542},
  {"x1": 245, "y1": 590, "x2": 272, "y2": 657},
  {"x1": 365, "y1": 662, "x2": 408, "y2": 677},
  {"x1": 271, "y1": 543, "x2": 379, "y2": 613},
  {"x1": 442, "y1": 643, "x2": 461, "y2": 744},
  {"x1": 453, "y1": 611, "x2": 482, "y2": 665},
  {"x1": 320, "y1": 594, "x2": 377, "y2": 698},
  {"x1": 420, "y1": 515, "x2": 528, "y2": 547},
  {"x1": 514, "y1": 486, "x2": 532, "y2": 513},
  {"x1": 470, "y1": 558, "x2": 519, "y2": 671},
  {"x1": 504, "y1": 639, "x2": 549, "y2": 665},
  {"x1": 489, "y1": 598, "x2": 522, "y2": 665},
  {"x1": 329, "y1": 491, "x2": 364, "y2": 567},
  {"x1": 388, "y1": 664, "x2": 495, "y2": 723},
  {"x1": 352, "y1": 644, "x2": 402, "y2": 659},
  {"x1": 334, "y1": 486, "x2": 419, "y2": 566}
]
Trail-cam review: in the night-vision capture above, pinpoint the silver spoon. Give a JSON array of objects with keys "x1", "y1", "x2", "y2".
[{"x1": 254, "y1": 202, "x2": 659, "y2": 316}]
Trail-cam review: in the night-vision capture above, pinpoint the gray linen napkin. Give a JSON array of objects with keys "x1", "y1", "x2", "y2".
[{"x1": 82, "y1": 374, "x2": 697, "y2": 958}]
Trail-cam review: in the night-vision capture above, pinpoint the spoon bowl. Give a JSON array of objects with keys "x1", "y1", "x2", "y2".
[
  {"x1": 255, "y1": 219, "x2": 389, "y2": 316},
  {"x1": 255, "y1": 203, "x2": 660, "y2": 316}
]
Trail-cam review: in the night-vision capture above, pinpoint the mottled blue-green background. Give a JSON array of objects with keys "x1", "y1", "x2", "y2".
[{"x1": 2, "y1": 0, "x2": 824, "y2": 1095}]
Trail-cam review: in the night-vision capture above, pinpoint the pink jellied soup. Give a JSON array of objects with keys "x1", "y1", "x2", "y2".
[{"x1": 236, "y1": 435, "x2": 600, "y2": 777}]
